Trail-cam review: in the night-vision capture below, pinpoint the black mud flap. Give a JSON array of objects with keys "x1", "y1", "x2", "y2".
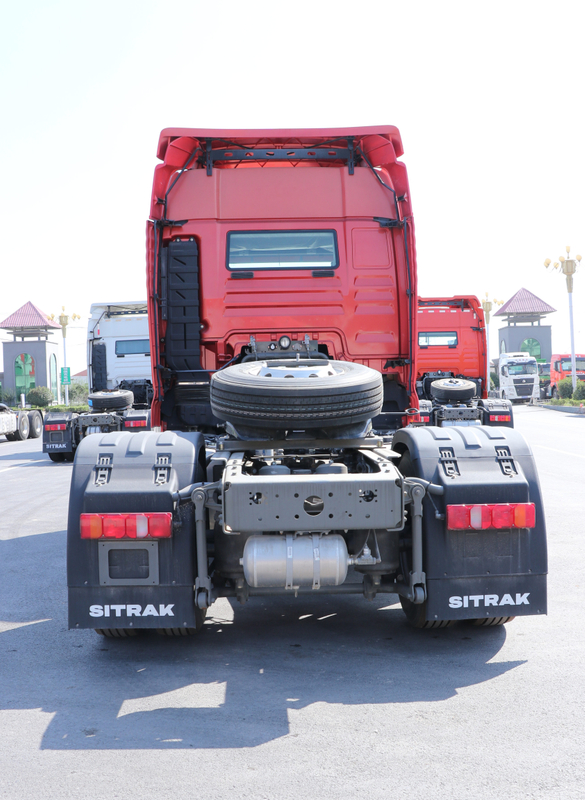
[
  {"x1": 393, "y1": 425, "x2": 547, "y2": 622},
  {"x1": 67, "y1": 429, "x2": 205, "y2": 631},
  {"x1": 69, "y1": 586, "x2": 201, "y2": 631}
]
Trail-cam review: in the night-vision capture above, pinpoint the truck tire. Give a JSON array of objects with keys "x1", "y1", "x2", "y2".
[
  {"x1": 95, "y1": 628, "x2": 139, "y2": 638},
  {"x1": 9, "y1": 412, "x2": 30, "y2": 441},
  {"x1": 399, "y1": 597, "x2": 455, "y2": 629},
  {"x1": 49, "y1": 453, "x2": 65, "y2": 463},
  {"x1": 88, "y1": 389, "x2": 134, "y2": 411},
  {"x1": 28, "y1": 411, "x2": 42, "y2": 438},
  {"x1": 430, "y1": 378, "x2": 477, "y2": 403},
  {"x1": 210, "y1": 360, "x2": 383, "y2": 432},
  {"x1": 91, "y1": 341, "x2": 108, "y2": 392},
  {"x1": 470, "y1": 616, "x2": 515, "y2": 627}
]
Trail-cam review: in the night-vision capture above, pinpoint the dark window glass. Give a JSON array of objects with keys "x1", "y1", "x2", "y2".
[
  {"x1": 418, "y1": 331, "x2": 458, "y2": 347},
  {"x1": 508, "y1": 362, "x2": 538, "y2": 375},
  {"x1": 115, "y1": 339, "x2": 150, "y2": 356},
  {"x1": 227, "y1": 230, "x2": 338, "y2": 270},
  {"x1": 561, "y1": 358, "x2": 585, "y2": 371}
]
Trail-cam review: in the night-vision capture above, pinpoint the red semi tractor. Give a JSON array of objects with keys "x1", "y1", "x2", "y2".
[{"x1": 66, "y1": 127, "x2": 546, "y2": 636}]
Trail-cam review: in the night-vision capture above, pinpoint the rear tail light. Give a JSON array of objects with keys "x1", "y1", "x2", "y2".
[
  {"x1": 489, "y1": 414, "x2": 511, "y2": 422},
  {"x1": 80, "y1": 512, "x2": 172, "y2": 539},
  {"x1": 124, "y1": 419, "x2": 147, "y2": 428},
  {"x1": 45, "y1": 423, "x2": 66, "y2": 431},
  {"x1": 446, "y1": 503, "x2": 535, "y2": 530}
]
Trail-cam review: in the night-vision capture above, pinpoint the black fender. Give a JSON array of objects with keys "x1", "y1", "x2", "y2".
[
  {"x1": 393, "y1": 425, "x2": 547, "y2": 621},
  {"x1": 67, "y1": 430, "x2": 205, "y2": 631}
]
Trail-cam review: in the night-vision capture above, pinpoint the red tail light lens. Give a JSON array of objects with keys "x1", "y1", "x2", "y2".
[
  {"x1": 489, "y1": 414, "x2": 511, "y2": 422},
  {"x1": 80, "y1": 512, "x2": 172, "y2": 539},
  {"x1": 446, "y1": 503, "x2": 535, "y2": 530},
  {"x1": 45, "y1": 423, "x2": 67, "y2": 431},
  {"x1": 124, "y1": 419, "x2": 147, "y2": 428}
]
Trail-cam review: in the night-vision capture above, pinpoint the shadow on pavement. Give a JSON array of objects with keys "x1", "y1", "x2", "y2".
[{"x1": 0, "y1": 531, "x2": 524, "y2": 751}]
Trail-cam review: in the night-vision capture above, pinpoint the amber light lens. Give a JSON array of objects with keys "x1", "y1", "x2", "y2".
[{"x1": 80, "y1": 513, "x2": 172, "y2": 539}]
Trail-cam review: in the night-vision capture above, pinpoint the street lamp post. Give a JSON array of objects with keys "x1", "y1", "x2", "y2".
[
  {"x1": 480, "y1": 294, "x2": 503, "y2": 394},
  {"x1": 54, "y1": 308, "x2": 80, "y2": 405},
  {"x1": 544, "y1": 247, "x2": 582, "y2": 393}
]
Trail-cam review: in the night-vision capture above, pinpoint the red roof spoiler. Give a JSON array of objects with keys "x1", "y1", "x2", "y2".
[{"x1": 157, "y1": 126, "x2": 404, "y2": 161}]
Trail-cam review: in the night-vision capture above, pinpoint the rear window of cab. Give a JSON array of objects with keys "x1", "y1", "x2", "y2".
[
  {"x1": 418, "y1": 331, "x2": 458, "y2": 347},
  {"x1": 227, "y1": 230, "x2": 339, "y2": 271}
]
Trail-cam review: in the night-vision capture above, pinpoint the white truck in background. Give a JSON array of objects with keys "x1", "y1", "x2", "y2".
[
  {"x1": 87, "y1": 301, "x2": 153, "y2": 405},
  {"x1": 497, "y1": 352, "x2": 539, "y2": 403},
  {"x1": 43, "y1": 301, "x2": 152, "y2": 462}
]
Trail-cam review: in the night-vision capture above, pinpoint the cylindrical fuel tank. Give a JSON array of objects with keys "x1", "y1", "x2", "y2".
[{"x1": 242, "y1": 533, "x2": 349, "y2": 589}]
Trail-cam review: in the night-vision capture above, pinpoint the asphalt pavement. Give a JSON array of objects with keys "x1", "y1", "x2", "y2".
[{"x1": 0, "y1": 406, "x2": 584, "y2": 800}]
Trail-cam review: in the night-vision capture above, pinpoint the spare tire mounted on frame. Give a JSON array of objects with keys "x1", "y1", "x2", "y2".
[{"x1": 210, "y1": 359, "x2": 384, "y2": 438}]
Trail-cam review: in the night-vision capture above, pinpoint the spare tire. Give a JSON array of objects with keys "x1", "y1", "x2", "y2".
[
  {"x1": 88, "y1": 389, "x2": 134, "y2": 411},
  {"x1": 430, "y1": 378, "x2": 477, "y2": 403},
  {"x1": 210, "y1": 359, "x2": 383, "y2": 433}
]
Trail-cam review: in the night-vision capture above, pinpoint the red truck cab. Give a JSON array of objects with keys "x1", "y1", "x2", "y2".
[
  {"x1": 549, "y1": 354, "x2": 585, "y2": 397},
  {"x1": 146, "y1": 127, "x2": 418, "y2": 431},
  {"x1": 416, "y1": 296, "x2": 487, "y2": 400}
]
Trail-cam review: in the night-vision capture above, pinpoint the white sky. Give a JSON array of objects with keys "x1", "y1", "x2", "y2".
[{"x1": 1, "y1": 0, "x2": 584, "y2": 374}]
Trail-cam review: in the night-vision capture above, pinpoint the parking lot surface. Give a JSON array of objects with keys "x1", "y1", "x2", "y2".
[{"x1": 1, "y1": 405, "x2": 584, "y2": 800}]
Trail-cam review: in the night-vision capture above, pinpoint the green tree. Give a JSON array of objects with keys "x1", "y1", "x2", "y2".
[
  {"x1": 26, "y1": 386, "x2": 54, "y2": 407},
  {"x1": 573, "y1": 381, "x2": 585, "y2": 401},
  {"x1": 1, "y1": 388, "x2": 15, "y2": 406},
  {"x1": 558, "y1": 377, "x2": 573, "y2": 399},
  {"x1": 68, "y1": 382, "x2": 89, "y2": 404}
]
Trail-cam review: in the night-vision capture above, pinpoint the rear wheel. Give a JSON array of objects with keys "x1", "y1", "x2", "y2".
[
  {"x1": 95, "y1": 628, "x2": 139, "y2": 638},
  {"x1": 470, "y1": 616, "x2": 515, "y2": 627},
  {"x1": 399, "y1": 596, "x2": 455, "y2": 629},
  {"x1": 28, "y1": 411, "x2": 42, "y2": 438},
  {"x1": 156, "y1": 627, "x2": 198, "y2": 637},
  {"x1": 12, "y1": 412, "x2": 30, "y2": 441},
  {"x1": 156, "y1": 607, "x2": 206, "y2": 636},
  {"x1": 48, "y1": 453, "x2": 65, "y2": 463}
]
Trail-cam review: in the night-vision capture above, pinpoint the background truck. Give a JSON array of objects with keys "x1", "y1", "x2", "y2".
[
  {"x1": 66, "y1": 126, "x2": 546, "y2": 637},
  {"x1": 0, "y1": 404, "x2": 43, "y2": 442},
  {"x1": 496, "y1": 352, "x2": 539, "y2": 403},
  {"x1": 43, "y1": 301, "x2": 152, "y2": 462},
  {"x1": 547, "y1": 353, "x2": 585, "y2": 398},
  {"x1": 415, "y1": 296, "x2": 512, "y2": 427}
]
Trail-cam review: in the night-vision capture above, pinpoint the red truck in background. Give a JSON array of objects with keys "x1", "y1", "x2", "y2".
[
  {"x1": 416, "y1": 296, "x2": 488, "y2": 400},
  {"x1": 548, "y1": 353, "x2": 585, "y2": 398},
  {"x1": 65, "y1": 127, "x2": 546, "y2": 637}
]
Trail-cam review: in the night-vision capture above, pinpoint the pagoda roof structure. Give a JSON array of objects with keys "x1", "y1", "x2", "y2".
[
  {"x1": 494, "y1": 288, "x2": 556, "y2": 317},
  {"x1": 0, "y1": 301, "x2": 61, "y2": 338}
]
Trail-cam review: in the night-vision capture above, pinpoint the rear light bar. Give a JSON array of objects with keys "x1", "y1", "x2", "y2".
[
  {"x1": 489, "y1": 414, "x2": 511, "y2": 422},
  {"x1": 447, "y1": 503, "x2": 535, "y2": 530},
  {"x1": 80, "y1": 512, "x2": 172, "y2": 539},
  {"x1": 45, "y1": 423, "x2": 66, "y2": 431},
  {"x1": 124, "y1": 419, "x2": 147, "y2": 428}
]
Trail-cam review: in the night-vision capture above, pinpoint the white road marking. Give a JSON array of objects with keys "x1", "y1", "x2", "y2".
[
  {"x1": 0, "y1": 460, "x2": 39, "y2": 473},
  {"x1": 532, "y1": 443, "x2": 585, "y2": 460}
]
